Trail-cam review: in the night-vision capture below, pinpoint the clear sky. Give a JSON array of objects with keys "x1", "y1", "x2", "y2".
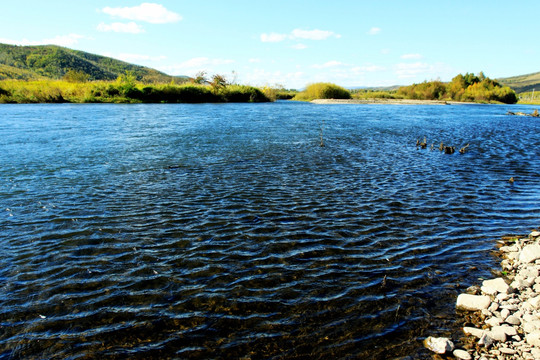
[{"x1": 1, "y1": 1, "x2": 538, "y2": 89}]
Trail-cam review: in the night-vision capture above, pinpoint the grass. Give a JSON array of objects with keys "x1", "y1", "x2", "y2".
[
  {"x1": 293, "y1": 82, "x2": 351, "y2": 101},
  {"x1": 0, "y1": 80, "x2": 272, "y2": 104},
  {"x1": 517, "y1": 90, "x2": 540, "y2": 105}
]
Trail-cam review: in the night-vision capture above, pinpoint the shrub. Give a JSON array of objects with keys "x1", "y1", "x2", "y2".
[{"x1": 294, "y1": 82, "x2": 351, "y2": 101}]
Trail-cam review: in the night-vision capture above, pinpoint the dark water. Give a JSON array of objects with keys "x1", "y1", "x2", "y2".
[{"x1": 1, "y1": 102, "x2": 539, "y2": 359}]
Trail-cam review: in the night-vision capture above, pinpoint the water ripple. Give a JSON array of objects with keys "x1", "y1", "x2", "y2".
[{"x1": 0, "y1": 103, "x2": 539, "y2": 359}]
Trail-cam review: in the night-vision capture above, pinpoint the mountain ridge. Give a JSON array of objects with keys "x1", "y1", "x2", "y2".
[{"x1": 0, "y1": 43, "x2": 188, "y2": 83}]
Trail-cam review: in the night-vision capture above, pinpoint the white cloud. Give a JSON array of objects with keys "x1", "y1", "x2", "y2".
[
  {"x1": 249, "y1": 58, "x2": 262, "y2": 63},
  {"x1": 394, "y1": 62, "x2": 455, "y2": 80},
  {"x1": 368, "y1": 27, "x2": 381, "y2": 35},
  {"x1": 352, "y1": 65, "x2": 386, "y2": 73},
  {"x1": 291, "y1": 43, "x2": 308, "y2": 50},
  {"x1": 0, "y1": 34, "x2": 85, "y2": 47},
  {"x1": 260, "y1": 32, "x2": 289, "y2": 43},
  {"x1": 97, "y1": 22, "x2": 145, "y2": 34},
  {"x1": 312, "y1": 60, "x2": 344, "y2": 69},
  {"x1": 260, "y1": 28, "x2": 341, "y2": 43},
  {"x1": 101, "y1": 3, "x2": 182, "y2": 24},
  {"x1": 401, "y1": 53, "x2": 423, "y2": 60}
]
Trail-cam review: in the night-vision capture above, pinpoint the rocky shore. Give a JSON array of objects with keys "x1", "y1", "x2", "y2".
[{"x1": 425, "y1": 230, "x2": 540, "y2": 359}]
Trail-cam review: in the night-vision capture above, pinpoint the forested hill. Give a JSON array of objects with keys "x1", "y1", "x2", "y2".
[
  {"x1": 498, "y1": 71, "x2": 540, "y2": 93},
  {"x1": 0, "y1": 43, "x2": 188, "y2": 83}
]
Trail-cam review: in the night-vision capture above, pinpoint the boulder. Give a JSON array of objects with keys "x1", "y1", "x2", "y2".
[
  {"x1": 519, "y1": 244, "x2": 540, "y2": 264},
  {"x1": 456, "y1": 294, "x2": 492, "y2": 311},
  {"x1": 482, "y1": 278, "x2": 510, "y2": 294},
  {"x1": 424, "y1": 336, "x2": 454, "y2": 354}
]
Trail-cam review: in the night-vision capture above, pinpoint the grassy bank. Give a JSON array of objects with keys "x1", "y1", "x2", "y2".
[
  {"x1": 0, "y1": 79, "x2": 272, "y2": 104},
  {"x1": 517, "y1": 90, "x2": 540, "y2": 105}
]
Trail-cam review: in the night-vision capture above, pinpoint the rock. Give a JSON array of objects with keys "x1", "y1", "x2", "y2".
[
  {"x1": 478, "y1": 333, "x2": 493, "y2": 347},
  {"x1": 499, "y1": 347, "x2": 517, "y2": 355},
  {"x1": 453, "y1": 349, "x2": 472, "y2": 360},
  {"x1": 531, "y1": 348, "x2": 540, "y2": 358},
  {"x1": 457, "y1": 294, "x2": 492, "y2": 311},
  {"x1": 520, "y1": 244, "x2": 540, "y2": 264},
  {"x1": 506, "y1": 315, "x2": 521, "y2": 325},
  {"x1": 486, "y1": 317, "x2": 502, "y2": 327},
  {"x1": 463, "y1": 327, "x2": 485, "y2": 338},
  {"x1": 500, "y1": 308, "x2": 510, "y2": 320},
  {"x1": 528, "y1": 296, "x2": 540, "y2": 309},
  {"x1": 488, "y1": 302, "x2": 499, "y2": 312},
  {"x1": 424, "y1": 336, "x2": 454, "y2": 354},
  {"x1": 530, "y1": 231, "x2": 540, "y2": 238},
  {"x1": 488, "y1": 326, "x2": 507, "y2": 342},
  {"x1": 526, "y1": 332, "x2": 540, "y2": 347},
  {"x1": 482, "y1": 278, "x2": 510, "y2": 294}
]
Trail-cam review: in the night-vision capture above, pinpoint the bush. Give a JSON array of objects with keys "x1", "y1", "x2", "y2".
[{"x1": 294, "y1": 82, "x2": 351, "y2": 101}]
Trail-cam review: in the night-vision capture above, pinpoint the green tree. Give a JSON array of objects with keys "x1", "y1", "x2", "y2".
[{"x1": 63, "y1": 69, "x2": 90, "y2": 83}]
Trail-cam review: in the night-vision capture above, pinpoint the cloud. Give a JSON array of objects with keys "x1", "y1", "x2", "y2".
[
  {"x1": 291, "y1": 43, "x2": 308, "y2": 50},
  {"x1": 352, "y1": 65, "x2": 386, "y2": 73},
  {"x1": 394, "y1": 62, "x2": 455, "y2": 80},
  {"x1": 97, "y1": 22, "x2": 145, "y2": 34},
  {"x1": 401, "y1": 53, "x2": 423, "y2": 60},
  {"x1": 312, "y1": 60, "x2": 344, "y2": 69},
  {"x1": 101, "y1": 3, "x2": 182, "y2": 24},
  {"x1": 0, "y1": 34, "x2": 85, "y2": 47},
  {"x1": 368, "y1": 27, "x2": 381, "y2": 35},
  {"x1": 249, "y1": 58, "x2": 262, "y2": 63},
  {"x1": 260, "y1": 32, "x2": 289, "y2": 43},
  {"x1": 260, "y1": 28, "x2": 341, "y2": 43}
]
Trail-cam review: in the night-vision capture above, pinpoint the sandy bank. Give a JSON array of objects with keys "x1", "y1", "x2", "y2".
[{"x1": 311, "y1": 99, "x2": 453, "y2": 105}]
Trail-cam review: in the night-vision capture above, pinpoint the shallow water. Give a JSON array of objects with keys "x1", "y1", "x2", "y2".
[{"x1": 1, "y1": 102, "x2": 539, "y2": 359}]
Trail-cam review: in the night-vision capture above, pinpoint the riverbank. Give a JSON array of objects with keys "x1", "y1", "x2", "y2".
[
  {"x1": 311, "y1": 99, "x2": 452, "y2": 105},
  {"x1": 425, "y1": 229, "x2": 540, "y2": 359}
]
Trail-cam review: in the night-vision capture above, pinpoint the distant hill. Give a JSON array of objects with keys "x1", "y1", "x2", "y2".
[
  {"x1": 498, "y1": 71, "x2": 540, "y2": 93},
  {"x1": 0, "y1": 43, "x2": 188, "y2": 83}
]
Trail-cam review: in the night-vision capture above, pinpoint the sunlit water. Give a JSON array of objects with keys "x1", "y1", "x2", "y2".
[{"x1": 1, "y1": 102, "x2": 539, "y2": 359}]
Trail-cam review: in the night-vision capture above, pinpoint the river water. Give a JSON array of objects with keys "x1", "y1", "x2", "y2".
[{"x1": 1, "y1": 102, "x2": 539, "y2": 359}]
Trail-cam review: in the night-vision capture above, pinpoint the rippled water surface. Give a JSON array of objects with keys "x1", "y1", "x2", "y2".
[{"x1": 1, "y1": 102, "x2": 539, "y2": 359}]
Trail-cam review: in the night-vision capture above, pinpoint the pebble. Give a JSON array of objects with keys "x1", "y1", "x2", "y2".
[
  {"x1": 433, "y1": 230, "x2": 540, "y2": 360},
  {"x1": 453, "y1": 349, "x2": 472, "y2": 360}
]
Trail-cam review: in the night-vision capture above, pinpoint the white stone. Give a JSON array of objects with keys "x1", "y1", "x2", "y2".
[
  {"x1": 488, "y1": 327, "x2": 507, "y2": 342},
  {"x1": 424, "y1": 336, "x2": 454, "y2": 354},
  {"x1": 482, "y1": 278, "x2": 510, "y2": 294},
  {"x1": 499, "y1": 347, "x2": 517, "y2": 355},
  {"x1": 463, "y1": 327, "x2": 485, "y2": 338},
  {"x1": 457, "y1": 294, "x2": 492, "y2": 311},
  {"x1": 488, "y1": 302, "x2": 499, "y2": 312},
  {"x1": 506, "y1": 315, "x2": 521, "y2": 325},
  {"x1": 527, "y1": 332, "x2": 540, "y2": 347},
  {"x1": 528, "y1": 296, "x2": 540, "y2": 309},
  {"x1": 499, "y1": 325, "x2": 518, "y2": 336},
  {"x1": 497, "y1": 293, "x2": 510, "y2": 301},
  {"x1": 500, "y1": 308, "x2": 510, "y2": 320},
  {"x1": 531, "y1": 348, "x2": 540, "y2": 359},
  {"x1": 453, "y1": 349, "x2": 472, "y2": 360},
  {"x1": 520, "y1": 244, "x2": 540, "y2": 264},
  {"x1": 530, "y1": 231, "x2": 540, "y2": 238},
  {"x1": 486, "y1": 317, "x2": 502, "y2": 327}
]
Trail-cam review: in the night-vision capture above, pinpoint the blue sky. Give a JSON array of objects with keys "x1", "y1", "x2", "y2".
[{"x1": 1, "y1": 1, "x2": 538, "y2": 89}]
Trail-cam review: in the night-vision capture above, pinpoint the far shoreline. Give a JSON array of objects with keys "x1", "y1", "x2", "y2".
[{"x1": 311, "y1": 99, "x2": 474, "y2": 105}]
